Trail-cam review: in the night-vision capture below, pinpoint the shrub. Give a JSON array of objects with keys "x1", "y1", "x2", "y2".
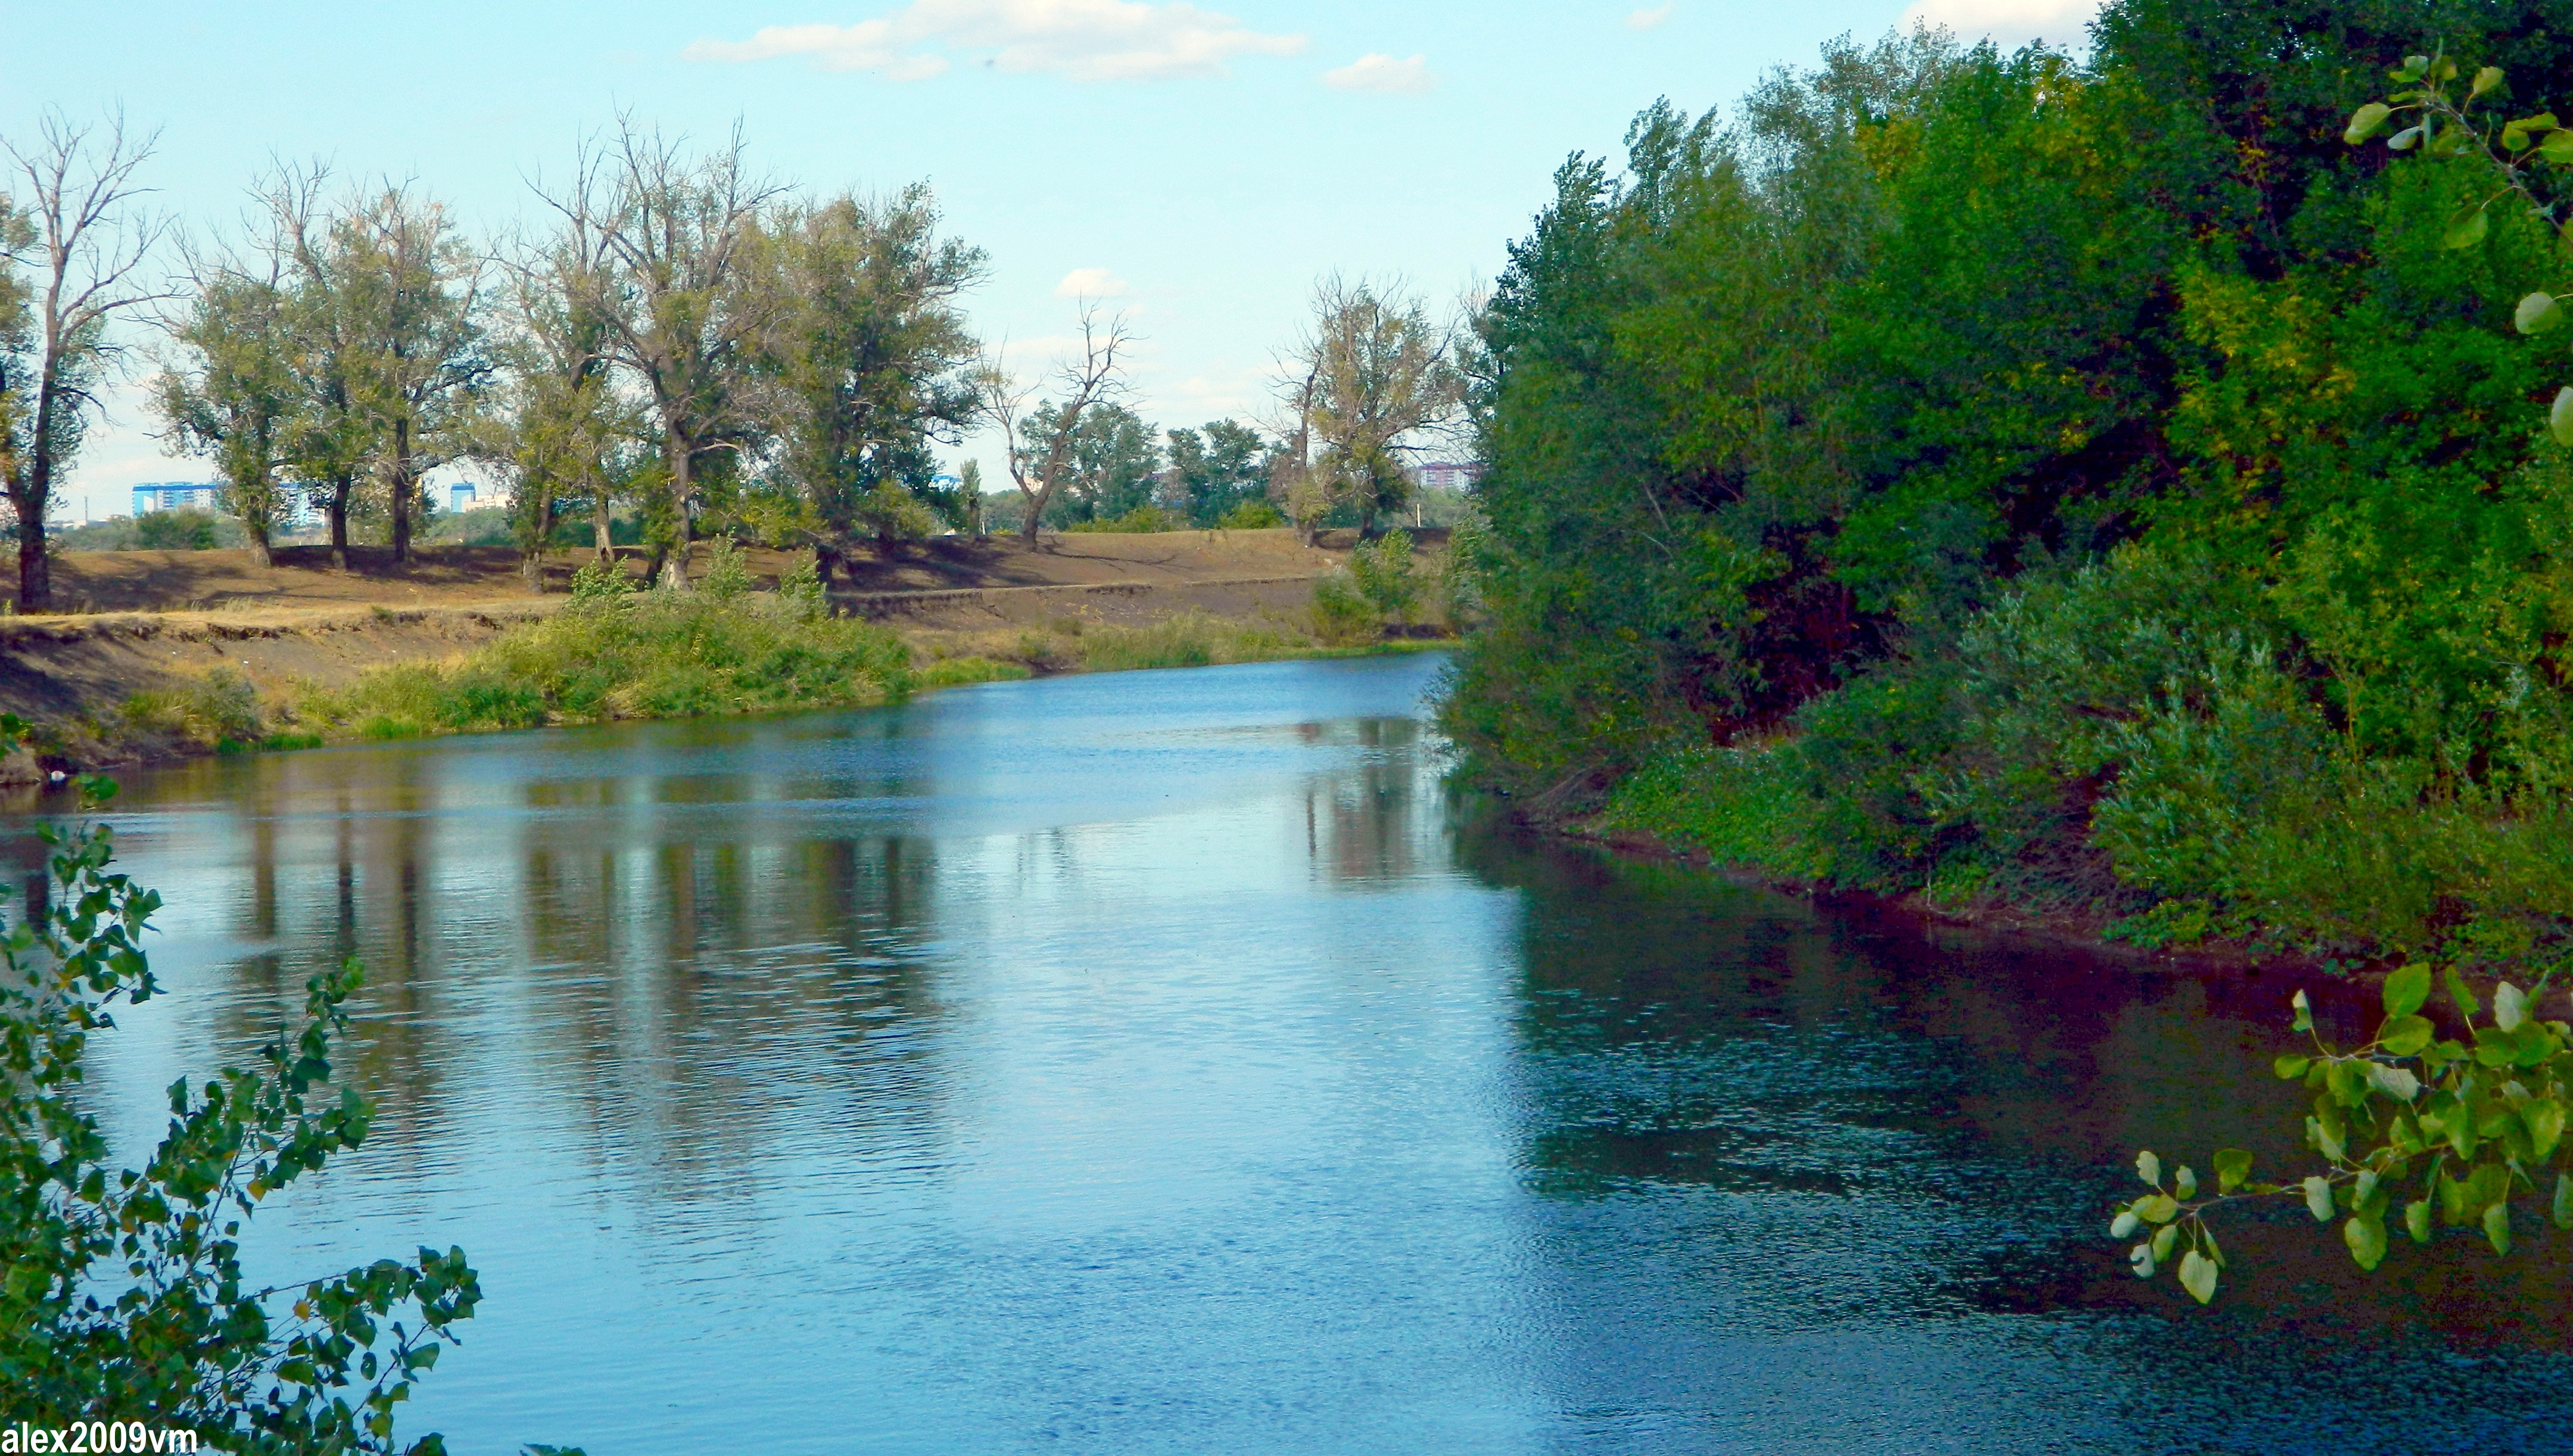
[
  {"x1": 304, "y1": 586, "x2": 914, "y2": 738},
  {"x1": 1067, "y1": 504, "x2": 1186, "y2": 534},
  {"x1": 122, "y1": 669, "x2": 265, "y2": 750},
  {"x1": 698, "y1": 536, "x2": 754, "y2": 601},
  {"x1": 133, "y1": 509, "x2": 220, "y2": 550},
  {"x1": 1309, "y1": 573, "x2": 1380, "y2": 647},
  {"x1": 1348, "y1": 530, "x2": 1423, "y2": 623},
  {"x1": 1216, "y1": 500, "x2": 1286, "y2": 529},
  {"x1": 0, "y1": 762, "x2": 485, "y2": 1452}
]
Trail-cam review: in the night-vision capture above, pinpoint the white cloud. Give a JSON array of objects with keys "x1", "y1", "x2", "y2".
[
  {"x1": 1320, "y1": 52, "x2": 1433, "y2": 95},
  {"x1": 684, "y1": 0, "x2": 1306, "y2": 83},
  {"x1": 1900, "y1": 0, "x2": 2099, "y2": 48},
  {"x1": 1054, "y1": 266, "x2": 1132, "y2": 298},
  {"x1": 1624, "y1": 5, "x2": 1672, "y2": 30}
]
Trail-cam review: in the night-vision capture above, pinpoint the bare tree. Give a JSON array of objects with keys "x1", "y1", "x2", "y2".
[
  {"x1": 1275, "y1": 275, "x2": 1463, "y2": 539},
  {"x1": 540, "y1": 120, "x2": 783, "y2": 589},
  {"x1": 977, "y1": 305, "x2": 1133, "y2": 543},
  {"x1": 0, "y1": 111, "x2": 167, "y2": 612}
]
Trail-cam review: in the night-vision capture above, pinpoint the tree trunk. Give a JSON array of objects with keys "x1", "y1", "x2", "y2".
[
  {"x1": 814, "y1": 539, "x2": 844, "y2": 590},
  {"x1": 13, "y1": 499, "x2": 48, "y2": 615},
  {"x1": 245, "y1": 526, "x2": 273, "y2": 569},
  {"x1": 328, "y1": 484, "x2": 352, "y2": 572},
  {"x1": 388, "y1": 418, "x2": 415, "y2": 566},
  {"x1": 659, "y1": 432, "x2": 694, "y2": 591},
  {"x1": 521, "y1": 550, "x2": 544, "y2": 593},
  {"x1": 593, "y1": 489, "x2": 614, "y2": 562}
]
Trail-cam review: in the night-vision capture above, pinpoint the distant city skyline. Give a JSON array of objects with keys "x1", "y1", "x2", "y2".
[{"x1": 13, "y1": 0, "x2": 2098, "y2": 522}]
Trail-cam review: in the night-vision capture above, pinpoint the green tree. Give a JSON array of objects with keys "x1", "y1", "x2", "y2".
[
  {"x1": 1279, "y1": 276, "x2": 1462, "y2": 538},
  {"x1": 547, "y1": 121, "x2": 784, "y2": 589},
  {"x1": 154, "y1": 261, "x2": 296, "y2": 567},
  {"x1": 266, "y1": 168, "x2": 384, "y2": 572},
  {"x1": 339, "y1": 186, "x2": 487, "y2": 566},
  {"x1": 0, "y1": 112, "x2": 166, "y2": 612},
  {"x1": 753, "y1": 185, "x2": 985, "y2": 574},
  {"x1": 1020, "y1": 398, "x2": 1157, "y2": 525},
  {"x1": 1166, "y1": 419, "x2": 1271, "y2": 525},
  {"x1": 487, "y1": 204, "x2": 640, "y2": 586}
]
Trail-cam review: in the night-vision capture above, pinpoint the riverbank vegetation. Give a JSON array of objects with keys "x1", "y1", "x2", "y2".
[
  {"x1": 0, "y1": 750, "x2": 494, "y2": 1452},
  {"x1": 1445, "y1": 0, "x2": 2573, "y2": 978}
]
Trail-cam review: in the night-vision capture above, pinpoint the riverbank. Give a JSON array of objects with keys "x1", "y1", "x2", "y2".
[{"x1": 0, "y1": 537, "x2": 1454, "y2": 775}]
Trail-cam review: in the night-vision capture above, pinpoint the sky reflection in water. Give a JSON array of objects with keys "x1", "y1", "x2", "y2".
[{"x1": 10, "y1": 653, "x2": 2570, "y2": 1454}]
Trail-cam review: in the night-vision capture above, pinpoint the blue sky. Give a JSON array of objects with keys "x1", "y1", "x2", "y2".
[{"x1": 13, "y1": 0, "x2": 2095, "y2": 519}]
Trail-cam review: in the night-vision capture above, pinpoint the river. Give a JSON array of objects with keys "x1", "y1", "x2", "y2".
[{"x1": 9, "y1": 653, "x2": 2570, "y2": 1454}]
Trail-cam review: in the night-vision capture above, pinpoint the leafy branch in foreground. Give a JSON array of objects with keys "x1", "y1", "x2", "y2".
[
  {"x1": 2116, "y1": 963, "x2": 2569, "y2": 1305},
  {"x1": 2345, "y1": 51, "x2": 2573, "y2": 440},
  {"x1": 0, "y1": 716, "x2": 493, "y2": 1453}
]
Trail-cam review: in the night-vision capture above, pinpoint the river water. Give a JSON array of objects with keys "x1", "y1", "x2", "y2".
[{"x1": 9, "y1": 653, "x2": 2571, "y2": 1454}]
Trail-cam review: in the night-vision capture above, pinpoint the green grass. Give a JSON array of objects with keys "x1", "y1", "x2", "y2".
[
  {"x1": 1592, "y1": 737, "x2": 1833, "y2": 881},
  {"x1": 296, "y1": 590, "x2": 914, "y2": 737}
]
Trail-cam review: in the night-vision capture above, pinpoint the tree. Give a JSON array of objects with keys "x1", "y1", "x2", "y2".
[
  {"x1": 153, "y1": 258, "x2": 295, "y2": 568},
  {"x1": 755, "y1": 185, "x2": 985, "y2": 579},
  {"x1": 1019, "y1": 398, "x2": 1157, "y2": 524},
  {"x1": 487, "y1": 203, "x2": 638, "y2": 586},
  {"x1": 977, "y1": 305, "x2": 1132, "y2": 541},
  {"x1": 0, "y1": 111, "x2": 166, "y2": 612},
  {"x1": 547, "y1": 121, "x2": 784, "y2": 589},
  {"x1": 1166, "y1": 419, "x2": 1272, "y2": 525},
  {"x1": 264, "y1": 168, "x2": 381, "y2": 572},
  {"x1": 339, "y1": 185, "x2": 487, "y2": 566},
  {"x1": 1279, "y1": 276, "x2": 1463, "y2": 537}
]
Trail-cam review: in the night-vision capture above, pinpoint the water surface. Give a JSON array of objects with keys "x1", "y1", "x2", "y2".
[{"x1": 11, "y1": 654, "x2": 2568, "y2": 1454}]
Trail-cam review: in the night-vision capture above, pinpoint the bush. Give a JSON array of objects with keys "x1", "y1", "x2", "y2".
[
  {"x1": 1216, "y1": 500, "x2": 1286, "y2": 530},
  {"x1": 1309, "y1": 573, "x2": 1381, "y2": 647},
  {"x1": 1066, "y1": 504, "x2": 1186, "y2": 534},
  {"x1": 1348, "y1": 530, "x2": 1423, "y2": 623},
  {"x1": 303, "y1": 585, "x2": 914, "y2": 737},
  {"x1": 1070, "y1": 611, "x2": 1309, "y2": 671},
  {"x1": 133, "y1": 509, "x2": 222, "y2": 551},
  {"x1": 122, "y1": 669, "x2": 265, "y2": 750},
  {"x1": 0, "y1": 763, "x2": 485, "y2": 1452}
]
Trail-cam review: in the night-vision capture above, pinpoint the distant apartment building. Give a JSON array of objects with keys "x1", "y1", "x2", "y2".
[
  {"x1": 1410, "y1": 460, "x2": 1484, "y2": 492},
  {"x1": 132, "y1": 481, "x2": 223, "y2": 515},
  {"x1": 450, "y1": 483, "x2": 479, "y2": 513}
]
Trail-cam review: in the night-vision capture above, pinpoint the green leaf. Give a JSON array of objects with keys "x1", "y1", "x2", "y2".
[
  {"x1": 2304, "y1": 1176, "x2": 2335, "y2": 1223},
  {"x1": 2291, "y1": 989, "x2": 2313, "y2": 1033},
  {"x1": 2345, "y1": 101, "x2": 2394, "y2": 143},
  {"x1": 2214, "y1": 1148, "x2": 2252, "y2": 1193},
  {"x1": 2518, "y1": 293, "x2": 2568, "y2": 335},
  {"x1": 2474, "y1": 66, "x2": 2505, "y2": 98},
  {"x1": 2151, "y1": 1223, "x2": 2179, "y2": 1262},
  {"x1": 2506, "y1": 123, "x2": 2534, "y2": 152},
  {"x1": 2524, "y1": 1098, "x2": 2565, "y2": 1161},
  {"x1": 2544, "y1": 129, "x2": 2573, "y2": 163},
  {"x1": 2389, "y1": 124, "x2": 2424, "y2": 151},
  {"x1": 2136, "y1": 1150, "x2": 2161, "y2": 1187},
  {"x1": 2366, "y1": 1061, "x2": 2422, "y2": 1102},
  {"x1": 2496, "y1": 981, "x2": 2530, "y2": 1033},
  {"x1": 2110, "y1": 1209, "x2": 2140, "y2": 1239},
  {"x1": 2407, "y1": 1198, "x2": 2434, "y2": 1243},
  {"x1": 2134, "y1": 1194, "x2": 2180, "y2": 1225},
  {"x1": 2344, "y1": 1214, "x2": 2388, "y2": 1271},
  {"x1": 2384, "y1": 963, "x2": 2432, "y2": 1018},
  {"x1": 2518, "y1": 110, "x2": 2561, "y2": 132},
  {"x1": 2174, "y1": 1165, "x2": 2197, "y2": 1199},
  {"x1": 2448, "y1": 967, "x2": 2483, "y2": 1019},
  {"x1": 2273, "y1": 1053, "x2": 2312, "y2": 1080},
  {"x1": 2446, "y1": 206, "x2": 2491, "y2": 249},
  {"x1": 2554, "y1": 386, "x2": 2573, "y2": 447},
  {"x1": 2129, "y1": 1243, "x2": 2155, "y2": 1278},
  {"x1": 2379, "y1": 1015, "x2": 2435, "y2": 1056},
  {"x1": 2484, "y1": 1201, "x2": 2513, "y2": 1256},
  {"x1": 2178, "y1": 1249, "x2": 2218, "y2": 1305},
  {"x1": 2555, "y1": 1174, "x2": 2573, "y2": 1231}
]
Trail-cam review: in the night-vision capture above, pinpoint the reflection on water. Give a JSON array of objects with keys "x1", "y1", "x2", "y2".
[{"x1": 7, "y1": 653, "x2": 2569, "y2": 1455}]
